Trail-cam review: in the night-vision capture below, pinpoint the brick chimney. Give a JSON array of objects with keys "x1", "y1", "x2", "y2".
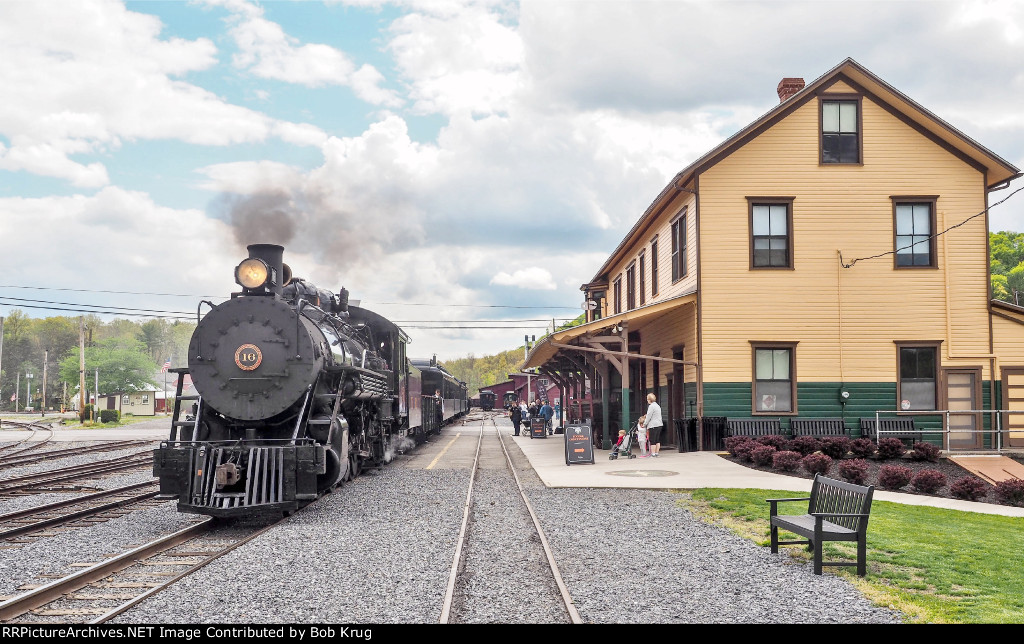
[{"x1": 777, "y1": 77, "x2": 805, "y2": 102}]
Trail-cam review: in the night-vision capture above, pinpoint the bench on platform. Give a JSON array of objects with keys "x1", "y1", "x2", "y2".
[
  {"x1": 725, "y1": 418, "x2": 783, "y2": 437},
  {"x1": 859, "y1": 417, "x2": 919, "y2": 444},
  {"x1": 767, "y1": 474, "x2": 874, "y2": 576},
  {"x1": 790, "y1": 417, "x2": 849, "y2": 438}
]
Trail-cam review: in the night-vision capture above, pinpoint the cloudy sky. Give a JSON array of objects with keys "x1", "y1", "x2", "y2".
[{"x1": 1, "y1": 0, "x2": 1023, "y2": 361}]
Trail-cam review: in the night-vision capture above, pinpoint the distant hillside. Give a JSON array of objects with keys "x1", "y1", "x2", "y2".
[
  {"x1": 441, "y1": 347, "x2": 525, "y2": 397},
  {"x1": 441, "y1": 314, "x2": 585, "y2": 396}
]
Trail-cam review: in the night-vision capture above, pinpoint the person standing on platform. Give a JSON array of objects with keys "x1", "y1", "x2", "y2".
[
  {"x1": 510, "y1": 401, "x2": 523, "y2": 436},
  {"x1": 636, "y1": 414, "x2": 649, "y2": 457},
  {"x1": 645, "y1": 393, "x2": 664, "y2": 457},
  {"x1": 539, "y1": 400, "x2": 554, "y2": 435}
]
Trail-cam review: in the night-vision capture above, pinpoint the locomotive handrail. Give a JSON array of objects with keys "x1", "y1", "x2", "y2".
[
  {"x1": 291, "y1": 381, "x2": 316, "y2": 443},
  {"x1": 193, "y1": 300, "x2": 217, "y2": 361},
  {"x1": 295, "y1": 299, "x2": 307, "y2": 360}
]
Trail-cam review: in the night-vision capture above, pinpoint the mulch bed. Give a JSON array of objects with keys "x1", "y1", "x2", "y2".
[{"x1": 719, "y1": 451, "x2": 1024, "y2": 507}]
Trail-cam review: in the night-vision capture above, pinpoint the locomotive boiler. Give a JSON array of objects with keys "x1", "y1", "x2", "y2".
[{"x1": 154, "y1": 243, "x2": 427, "y2": 518}]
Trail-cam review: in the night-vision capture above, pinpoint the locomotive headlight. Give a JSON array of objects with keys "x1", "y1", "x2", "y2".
[{"x1": 236, "y1": 258, "x2": 270, "y2": 289}]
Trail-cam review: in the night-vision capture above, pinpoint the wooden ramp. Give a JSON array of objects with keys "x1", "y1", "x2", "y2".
[{"x1": 949, "y1": 455, "x2": 1024, "y2": 484}]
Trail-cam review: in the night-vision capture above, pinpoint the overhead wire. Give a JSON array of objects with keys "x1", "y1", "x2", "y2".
[{"x1": 839, "y1": 184, "x2": 1024, "y2": 268}]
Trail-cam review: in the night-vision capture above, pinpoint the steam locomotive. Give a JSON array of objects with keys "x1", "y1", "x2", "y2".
[{"x1": 154, "y1": 244, "x2": 467, "y2": 518}]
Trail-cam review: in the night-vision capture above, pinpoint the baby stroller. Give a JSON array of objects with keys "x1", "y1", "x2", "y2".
[{"x1": 608, "y1": 423, "x2": 640, "y2": 460}]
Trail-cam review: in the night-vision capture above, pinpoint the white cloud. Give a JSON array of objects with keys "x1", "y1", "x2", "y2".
[
  {"x1": 0, "y1": 1, "x2": 324, "y2": 186},
  {"x1": 490, "y1": 267, "x2": 556, "y2": 290},
  {"x1": 210, "y1": 0, "x2": 403, "y2": 106}
]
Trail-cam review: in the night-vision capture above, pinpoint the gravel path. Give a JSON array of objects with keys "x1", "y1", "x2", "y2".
[{"x1": 0, "y1": 436, "x2": 904, "y2": 624}]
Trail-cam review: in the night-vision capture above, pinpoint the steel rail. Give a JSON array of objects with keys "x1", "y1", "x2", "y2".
[
  {"x1": 493, "y1": 416, "x2": 583, "y2": 624},
  {"x1": 0, "y1": 453, "x2": 153, "y2": 494},
  {"x1": 0, "y1": 519, "x2": 213, "y2": 622},
  {"x1": 0, "y1": 440, "x2": 150, "y2": 468},
  {"x1": 439, "y1": 417, "x2": 484, "y2": 623},
  {"x1": 0, "y1": 482, "x2": 160, "y2": 541}
]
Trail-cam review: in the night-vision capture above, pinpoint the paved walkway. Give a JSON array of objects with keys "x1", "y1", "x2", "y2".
[{"x1": 4, "y1": 413, "x2": 1024, "y2": 518}]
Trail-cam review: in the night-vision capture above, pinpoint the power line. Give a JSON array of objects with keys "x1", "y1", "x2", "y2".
[
  {"x1": 840, "y1": 184, "x2": 1024, "y2": 268},
  {"x1": 0, "y1": 285, "x2": 580, "y2": 310}
]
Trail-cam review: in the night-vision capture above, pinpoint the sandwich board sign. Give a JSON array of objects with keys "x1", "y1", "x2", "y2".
[{"x1": 564, "y1": 422, "x2": 594, "y2": 465}]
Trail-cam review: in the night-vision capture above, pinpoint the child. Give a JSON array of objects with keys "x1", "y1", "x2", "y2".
[
  {"x1": 636, "y1": 415, "x2": 650, "y2": 457},
  {"x1": 609, "y1": 429, "x2": 628, "y2": 459}
]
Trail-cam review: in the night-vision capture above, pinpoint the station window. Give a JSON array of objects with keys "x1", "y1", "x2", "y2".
[
  {"x1": 671, "y1": 211, "x2": 687, "y2": 282},
  {"x1": 639, "y1": 250, "x2": 646, "y2": 306},
  {"x1": 626, "y1": 263, "x2": 636, "y2": 310},
  {"x1": 821, "y1": 98, "x2": 861, "y2": 164},
  {"x1": 749, "y1": 198, "x2": 794, "y2": 269},
  {"x1": 893, "y1": 198, "x2": 937, "y2": 268},
  {"x1": 613, "y1": 276, "x2": 622, "y2": 315},
  {"x1": 651, "y1": 237, "x2": 659, "y2": 297},
  {"x1": 897, "y1": 343, "x2": 939, "y2": 410},
  {"x1": 751, "y1": 342, "x2": 797, "y2": 414}
]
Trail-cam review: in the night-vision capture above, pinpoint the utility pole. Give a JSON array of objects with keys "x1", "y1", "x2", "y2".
[
  {"x1": 94, "y1": 368, "x2": 99, "y2": 422},
  {"x1": 0, "y1": 316, "x2": 5, "y2": 410},
  {"x1": 42, "y1": 349, "x2": 48, "y2": 416},
  {"x1": 79, "y1": 316, "x2": 85, "y2": 416},
  {"x1": 15, "y1": 372, "x2": 19, "y2": 412}
]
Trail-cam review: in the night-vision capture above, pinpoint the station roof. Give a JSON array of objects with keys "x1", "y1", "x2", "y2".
[{"x1": 523, "y1": 291, "x2": 696, "y2": 370}]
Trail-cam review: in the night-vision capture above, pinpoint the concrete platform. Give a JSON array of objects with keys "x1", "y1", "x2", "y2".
[{"x1": 493, "y1": 415, "x2": 1024, "y2": 518}]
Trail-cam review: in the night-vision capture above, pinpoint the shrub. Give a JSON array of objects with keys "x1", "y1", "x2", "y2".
[
  {"x1": 79, "y1": 404, "x2": 94, "y2": 422},
  {"x1": 849, "y1": 438, "x2": 876, "y2": 459},
  {"x1": 876, "y1": 437, "x2": 907, "y2": 460},
  {"x1": 801, "y1": 453, "x2": 833, "y2": 476},
  {"x1": 734, "y1": 441, "x2": 758, "y2": 462},
  {"x1": 838, "y1": 458, "x2": 869, "y2": 485},
  {"x1": 99, "y1": 409, "x2": 120, "y2": 424},
  {"x1": 756, "y1": 434, "x2": 790, "y2": 451},
  {"x1": 789, "y1": 435, "x2": 822, "y2": 456},
  {"x1": 878, "y1": 464, "x2": 913, "y2": 490},
  {"x1": 819, "y1": 436, "x2": 851, "y2": 460},
  {"x1": 994, "y1": 478, "x2": 1024, "y2": 507},
  {"x1": 772, "y1": 450, "x2": 802, "y2": 472},
  {"x1": 751, "y1": 445, "x2": 777, "y2": 467},
  {"x1": 950, "y1": 476, "x2": 989, "y2": 502},
  {"x1": 908, "y1": 442, "x2": 941, "y2": 462},
  {"x1": 910, "y1": 469, "x2": 947, "y2": 494},
  {"x1": 724, "y1": 436, "x2": 754, "y2": 457}
]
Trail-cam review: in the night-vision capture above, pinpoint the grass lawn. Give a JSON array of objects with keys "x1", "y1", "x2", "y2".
[{"x1": 681, "y1": 488, "x2": 1024, "y2": 624}]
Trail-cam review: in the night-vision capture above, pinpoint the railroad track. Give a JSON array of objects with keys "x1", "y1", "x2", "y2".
[
  {"x1": 0, "y1": 517, "x2": 281, "y2": 623},
  {"x1": 0, "y1": 452, "x2": 154, "y2": 496},
  {"x1": 440, "y1": 414, "x2": 582, "y2": 624},
  {"x1": 0, "y1": 482, "x2": 162, "y2": 545},
  {"x1": 0, "y1": 441, "x2": 152, "y2": 469},
  {"x1": 0, "y1": 425, "x2": 54, "y2": 458}
]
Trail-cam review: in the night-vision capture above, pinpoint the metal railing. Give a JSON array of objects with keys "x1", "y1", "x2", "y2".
[{"x1": 871, "y1": 409, "x2": 1024, "y2": 452}]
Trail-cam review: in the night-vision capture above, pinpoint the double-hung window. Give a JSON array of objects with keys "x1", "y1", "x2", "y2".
[
  {"x1": 821, "y1": 98, "x2": 860, "y2": 164},
  {"x1": 671, "y1": 211, "x2": 687, "y2": 282},
  {"x1": 893, "y1": 198, "x2": 936, "y2": 268},
  {"x1": 752, "y1": 343, "x2": 797, "y2": 413},
  {"x1": 897, "y1": 343, "x2": 939, "y2": 410},
  {"x1": 749, "y1": 198, "x2": 793, "y2": 269},
  {"x1": 650, "y1": 237, "x2": 659, "y2": 296},
  {"x1": 626, "y1": 263, "x2": 636, "y2": 310},
  {"x1": 613, "y1": 276, "x2": 622, "y2": 315},
  {"x1": 639, "y1": 251, "x2": 646, "y2": 306}
]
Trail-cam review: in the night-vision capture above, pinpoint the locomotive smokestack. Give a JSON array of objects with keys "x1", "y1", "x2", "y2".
[{"x1": 247, "y1": 243, "x2": 285, "y2": 295}]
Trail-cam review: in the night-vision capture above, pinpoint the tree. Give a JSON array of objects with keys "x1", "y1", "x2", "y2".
[
  {"x1": 137, "y1": 319, "x2": 170, "y2": 362},
  {"x1": 990, "y1": 231, "x2": 1024, "y2": 304},
  {"x1": 59, "y1": 338, "x2": 158, "y2": 395}
]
